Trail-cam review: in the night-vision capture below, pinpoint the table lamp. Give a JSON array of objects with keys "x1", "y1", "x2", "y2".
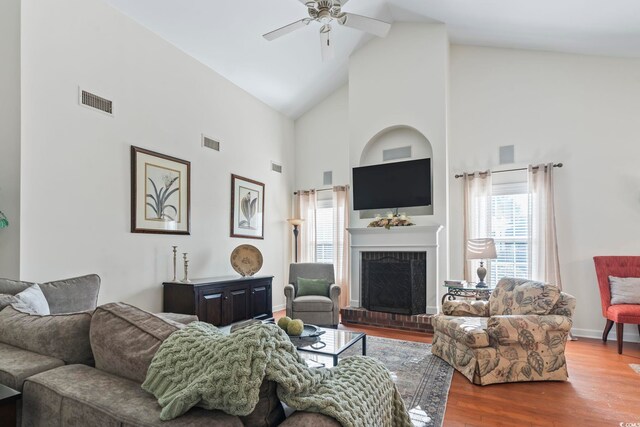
[
  {"x1": 466, "y1": 238, "x2": 497, "y2": 288},
  {"x1": 287, "y1": 218, "x2": 304, "y2": 263}
]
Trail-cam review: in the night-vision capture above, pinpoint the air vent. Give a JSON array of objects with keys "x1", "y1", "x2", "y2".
[
  {"x1": 202, "y1": 135, "x2": 220, "y2": 151},
  {"x1": 271, "y1": 162, "x2": 283, "y2": 174},
  {"x1": 323, "y1": 171, "x2": 333, "y2": 186},
  {"x1": 383, "y1": 146, "x2": 412, "y2": 162},
  {"x1": 79, "y1": 88, "x2": 113, "y2": 115}
]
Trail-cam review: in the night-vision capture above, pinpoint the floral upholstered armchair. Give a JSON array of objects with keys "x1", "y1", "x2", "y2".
[{"x1": 432, "y1": 277, "x2": 576, "y2": 385}]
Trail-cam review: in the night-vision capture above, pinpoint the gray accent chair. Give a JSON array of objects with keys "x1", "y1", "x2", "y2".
[{"x1": 285, "y1": 263, "x2": 340, "y2": 327}]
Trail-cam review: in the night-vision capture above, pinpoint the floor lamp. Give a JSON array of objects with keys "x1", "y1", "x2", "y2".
[{"x1": 287, "y1": 218, "x2": 304, "y2": 263}]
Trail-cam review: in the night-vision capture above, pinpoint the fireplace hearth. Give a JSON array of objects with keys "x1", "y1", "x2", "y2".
[{"x1": 361, "y1": 251, "x2": 426, "y2": 315}]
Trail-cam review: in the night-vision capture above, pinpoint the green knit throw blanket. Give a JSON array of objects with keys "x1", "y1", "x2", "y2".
[{"x1": 142, "y1": 321, "x2": 411, "y2": 427}]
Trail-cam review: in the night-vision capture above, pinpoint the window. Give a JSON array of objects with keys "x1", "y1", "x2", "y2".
[
  {"x1": 315, "y1": 197, "x2": 334, "y2": 263},
  {"x1": 489, "y1": 182, "x2": 530, "y2": 286}
]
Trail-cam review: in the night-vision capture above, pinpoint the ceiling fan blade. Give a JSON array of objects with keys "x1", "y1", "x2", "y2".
[
  {"x1": 337, "y1": 13, "x2": 391, "y2": 37},
  {"x1": 263, "y1": 19, "x2": 311, "y2": 41},
  {"x1": 320, "y1": 25, "x2": 335, "y2": 62}
]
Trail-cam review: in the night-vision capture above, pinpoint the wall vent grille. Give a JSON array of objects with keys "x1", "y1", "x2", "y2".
[
  {"x1": 383, "y1": 146, "x2": 412, "y2": 162},
  {"x1": 271, "y1": 162, "x2": 283, "y2": 173},
  {"x1": 80, "y1": 89, "x2": 113, "y2": 115},
  {"x1": 202, "y1": 135, "x2": 220, "y2": 151}
]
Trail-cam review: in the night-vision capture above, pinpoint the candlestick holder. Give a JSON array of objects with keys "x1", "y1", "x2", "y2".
[
  {"x1": 182, "y1": 253, "x2": 191, "y2": 283},
  {"x1": 172, "y1": 246, "x2": 178, "y2": 282}
]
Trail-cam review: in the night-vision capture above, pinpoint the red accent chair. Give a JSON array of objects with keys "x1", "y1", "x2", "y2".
[{"x1": 593, "y1": 256, "x2": 640, "y2": 354}]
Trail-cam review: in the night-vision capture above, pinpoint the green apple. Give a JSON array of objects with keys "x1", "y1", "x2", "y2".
[
  {"x1": 287, "y1": 319, "x2": 304, "y2": 336},
  {"x1": 277, "y1": 316, "x2": 291, "y2": 330}
]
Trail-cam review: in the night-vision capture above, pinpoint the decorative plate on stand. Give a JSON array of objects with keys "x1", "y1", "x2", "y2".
[{"x1": 230, "y1": 244, "x2": 263, "y2": 277}]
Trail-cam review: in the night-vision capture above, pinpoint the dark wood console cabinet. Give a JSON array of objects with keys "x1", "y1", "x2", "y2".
[{"x1": 163, "y1": 275, "x2": 273, "y2": 326}]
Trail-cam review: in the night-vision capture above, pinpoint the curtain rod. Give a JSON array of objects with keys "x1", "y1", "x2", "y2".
[
  {"x1": 454, "y1": 163, "x2": 563, "y2": 179},
  {"x1": 293, "y1": 185, "x2": 349, "y2": 196}
]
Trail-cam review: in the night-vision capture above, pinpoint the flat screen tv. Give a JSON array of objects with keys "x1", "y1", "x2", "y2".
[{"x1": 352, "y1": 158, "x2": 431, "y2": 210}]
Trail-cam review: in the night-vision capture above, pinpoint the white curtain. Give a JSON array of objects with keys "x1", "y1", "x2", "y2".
[
  {"x1": 463, "y1": 171, "x2": 493, "y2": 283},
  {"x1": 528, "y1": 163, "x2": 562, "y2": 287},
  {"x1": 332, "y1": 186, "x2": 350, "y2": 308},
  {"x1": 294, "y1": 190, "x2": 317, "y2": 263}
]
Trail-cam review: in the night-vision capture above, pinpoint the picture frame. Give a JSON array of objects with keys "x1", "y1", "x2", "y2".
[
  {"x1": 230, "y1": 174, "x2": 265, "y2": 239},
  {"x1": 131, "y1": 146, "x2": 191, "y2": 235}
]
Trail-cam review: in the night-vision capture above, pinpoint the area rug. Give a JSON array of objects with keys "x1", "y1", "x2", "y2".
[
  {"x1": 341, "y1": 336, "x2": 453, "y2": 427},
  {"x1": 630, "y1": 364, "x2": 640, "y2": 375}
]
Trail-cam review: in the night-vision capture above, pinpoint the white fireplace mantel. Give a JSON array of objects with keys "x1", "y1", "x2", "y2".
[{"x1": 348, "y1": 225, "x2": 443, "y2": 314}]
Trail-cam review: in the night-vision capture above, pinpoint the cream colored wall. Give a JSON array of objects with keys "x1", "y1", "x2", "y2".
[
  {"x1": 20, "y1": 0, "x2": 295, "y2": 311},
  {"x1": 449, "y1": 45, "x2": 640, "y2": 342}
]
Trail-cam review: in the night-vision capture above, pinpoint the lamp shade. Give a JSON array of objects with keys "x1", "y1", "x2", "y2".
[
  {"x1": 466, "y1": 238, "x2": 497, "y2": 260},
  {"x1": 287, "y1": 218, "x2": 304, "y2": 226}
]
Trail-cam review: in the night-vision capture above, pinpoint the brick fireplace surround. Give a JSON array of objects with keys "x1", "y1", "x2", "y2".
[
  {"x1": 341, "y1": 225, "x2": 443, "y2": 333},
  {"x1": 341, "y1": 307, "x2": 433, "y2": 333}
]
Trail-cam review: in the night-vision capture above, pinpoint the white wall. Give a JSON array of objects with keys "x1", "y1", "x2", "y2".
[
  {"x1": 20, "y1": 0, "x2": 295, "y2": 312},
  {"x1": 349, "y1": 23, "x2": 450, "y2": 308},
  {"x1": 0, "y1": 0, "x2": 21, "y2": 279},
  {"x1": 294, "y1": 85, "x2": 350, "y2": 191},
  {"x1": 449, "y1": 45, "x2": 640, "y2": 341}
]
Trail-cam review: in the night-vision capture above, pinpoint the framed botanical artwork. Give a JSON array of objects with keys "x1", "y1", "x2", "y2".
[
  {"x1": 230, "y1": 174, "x2": 265, "y2": 239},
  {"x1": 131, "y1": 146, "x2": 191, "y2": 235}
]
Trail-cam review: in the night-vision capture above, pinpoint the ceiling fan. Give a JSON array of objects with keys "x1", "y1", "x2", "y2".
[{"x1": 262, "y1": 0, "x2": 392, "y2": 61}]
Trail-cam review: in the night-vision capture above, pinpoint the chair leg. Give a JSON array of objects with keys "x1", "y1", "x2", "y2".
[
  {"x1": 602, "y1": 319, "x2": 614, "y2": 342},
  {"x1": 616, "y1": 323, "x2": 624, "y2": 354}
]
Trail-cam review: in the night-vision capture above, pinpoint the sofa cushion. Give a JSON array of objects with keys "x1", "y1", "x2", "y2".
[
  {"x1": 432, "y1": 315, "x2": 490, "y2": 348},
  {"x1": 22, "y1": 364, "x2": 243, "y2": 427},
  {"x1": 90, "y1": 303, "x2": 181, "y2": 384},
  {"x1": 490, "y1": 278, "x2": 561, "y2": 316},
  {"x1": 0, "y1": 306, "x2": 93, "y2": 365},
  {"x1": 0, "y1": 342, "x2": 64, "y2": 391},
  {"x1": 292, "y1": 295, "x2": 333, "y2": 312},
  {"x1": 0, "y1": 278, "x2": 32, "y2": 295},
  {"x1": 0, "y1": 274, "x2": 100, "y2": 314},
  {"x1": 40, "y1": 274, "x2": 101, "y2": 314},
  {"x1": 155, "y1": 312, "x2": 199, "y2": 325},
  {"x1": 239, "y1": 379, "x2": 286, "y2": 427},
  {"x1": 278, "y1": 411, "x2": 342, "y2": 427}
]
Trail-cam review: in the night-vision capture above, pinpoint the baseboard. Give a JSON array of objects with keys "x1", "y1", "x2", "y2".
[
  {"x1": 272, "y1": 304, "x2": 285, "y2": 313},
  {"x1": 572, "y1": 327, "x2": 640, "y2": 343}
]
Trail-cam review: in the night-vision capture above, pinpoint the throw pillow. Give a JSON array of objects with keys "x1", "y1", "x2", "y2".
[
  {"x1": 609, "y1": 276, "x2": 640, "y2": 305},
  {"x1": 14, "y1": 284, "x2": 50, "y2": 315},
  {"x1": 297, "y1": 277, "x2": 330, "y2": 298}
]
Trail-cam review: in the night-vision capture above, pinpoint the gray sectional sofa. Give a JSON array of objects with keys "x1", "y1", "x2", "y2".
[{"x1": 0, "y1": 275, "x2": 339, "y2": 427}]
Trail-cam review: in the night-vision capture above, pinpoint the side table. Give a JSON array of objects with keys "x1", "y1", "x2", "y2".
[
  {"x1": 0, "y1": 383, "x2": 21, "y2": 427},
  {"x1": 441, "y1": 285, "x2": 494, "y2": 305}
]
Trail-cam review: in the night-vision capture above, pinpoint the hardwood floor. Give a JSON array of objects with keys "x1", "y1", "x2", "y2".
[{"x1": 274, "y1": 310, "x2": 640, "y2": 426}]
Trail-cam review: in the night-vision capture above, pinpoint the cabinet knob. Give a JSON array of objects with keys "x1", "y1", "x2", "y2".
[{"x1": 224, "y1": 296, "x2": 228, "y2": 300}]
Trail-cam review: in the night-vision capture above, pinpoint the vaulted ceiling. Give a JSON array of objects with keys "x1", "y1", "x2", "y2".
[{"x1": 103, "y1": 0, "x2": 640, "y2": 118}]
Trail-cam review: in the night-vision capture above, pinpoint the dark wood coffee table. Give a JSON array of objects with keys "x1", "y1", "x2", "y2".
[{"x1": 0, "y1": 383, "x2": 21, "y2": 426}]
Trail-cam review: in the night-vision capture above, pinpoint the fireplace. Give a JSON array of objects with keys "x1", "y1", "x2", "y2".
[{"x1": 361, "y1": 252, "x2": 426, "y2": 315}]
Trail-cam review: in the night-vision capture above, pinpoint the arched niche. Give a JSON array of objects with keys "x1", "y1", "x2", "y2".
[{"x1": 358, "y1": 125, "x2": 434, "y2": 218}]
